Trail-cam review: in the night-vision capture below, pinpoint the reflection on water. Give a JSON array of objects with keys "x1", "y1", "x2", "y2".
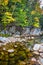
[
  {"x1": 0, "y1": 57, "x2": 15, "y2": 65},
  {"x1": 0, "y1": 61, "x2": 15, "y2": 65}
]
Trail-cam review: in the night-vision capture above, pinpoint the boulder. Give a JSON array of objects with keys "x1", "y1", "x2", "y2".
[
  {"x1": 33, "y1": 44, "x2": 40, "y2": 51},
  {"x1": 8, "y1": 37, "x2": 16, "y2": 42},
  {"x1": 22, "y1": 27, "x2": 30, "y2": 35},
  {"x1": 33, "y1": 51, "x2": 39, "y2": 55},
  {"x1": 39, "y1": 57, "x2": 43, "y2": 65},
  {"x1": 40, "y1": 53, "x2": 43, "y2": 58},
  {"x1": 0, "y1": 37, "x2": 11, "y2": 43},
  {"x1": 39, "y1": 45, "x2": 43, "y2": 52},
  {"x1": 9, "y1": 26, "x2": 16, "y2": 34},
  {"x1": 8, "y1": 49, "x2": 14, "y2": 53},
  {"x1": 30, "y1": 28, "x2": 41, "y2": 35},
  {"x1": 31, "y1": 57, "x2": 36, "y2": 62}
]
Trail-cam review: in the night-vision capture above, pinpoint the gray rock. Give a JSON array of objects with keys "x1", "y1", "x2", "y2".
[
  {"x1": 40, "y1": 53, "x2": 43, "y2": 58},
  {"x1": 31, "y1": 57, "x2": 36, "y2": 61},
  {"x1": 39, "y1": 57, "x2": 43, "y2": 65},
  {"x1": 16, "y1": 38, "x2": 22, "y2": 42},
  {"x1": 0, "y1": 30, "x2": 5, "y2": 34},
  {"x1": 0, "y1": 30, "x2": 9, "y2": 34},
  {"x1": 0, "y1": 43, "x2": 3, "y2": 46},
  {"x1": 0, "y1": 30, "x2": 12, "y2": 36},
  {"x1": 39, "y1": 45, "x2": 43, "y2": 52},
  {"x1": 21, "y1": 38, "x2": 26, "y2": 42},
  {"x1": 31, "y1": 37, "x2": 34, "y2": 39},
  {"x1": 22, "y1": 27, "x2": 30, "y2": 35},
  {"x1": 8, "y1": 37, "x2": 16, "y2": 42},
  {"x1": 0, "y1": 37, "x2": 11, "y2": 43},
  {"x1": 30, "y1": 28, "x2": 41, "y2": 35},
  {"x1": 40, "y1": 31, "x2": 43, "y2": 35},
  {"x1": 37, "y1": 60, "x2": 42, "y2": 65},
  {"x1": 33, "y1": 44, "x2": 40, "y2": 51},
  {"x1": 14, "y1": 35, "x2": 20, "y2": 38},
  {"x1": 33, "y1": 51, "x2": 39, "y2": 55},
  {"x1": 41, "y1": 40, "x2": 43, "y2": 43},
  {"x1": 7, "y1": 49, "x2": 14, "y2": 53},
  {"x1": 15, "y1": 31, "x2": 20, "y2": 35},
  {"x1": 9, "y1": 26, "x2": 16, "y2": 34},
  {"x1": 41, "y1": 43, "x2": 43, "y2": 46}
]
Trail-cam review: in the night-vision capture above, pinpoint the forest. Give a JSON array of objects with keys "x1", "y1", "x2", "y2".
[
  {"x1": 0, "y1": 0, "x2": 43, "y2": 31},
  {"x1": 0, "y1": 0, "x2": 43, "y2": 65}
]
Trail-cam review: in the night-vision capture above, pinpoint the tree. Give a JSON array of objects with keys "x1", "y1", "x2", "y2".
[
  {"x1": 40, "y1": 14, "x2": 43, "y2": 30},
  {"x1": 0, "y1": 0, "x2": 41, "y2": 32}
]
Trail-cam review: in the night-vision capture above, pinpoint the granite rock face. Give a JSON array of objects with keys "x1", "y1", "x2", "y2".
[
  {"x1": 22, "y1": 27, "x2": 30, "y2": 35},
  {"x1": 33, "y1": 43, "x2": 43, "y2": 65},
  {"x1": 39, "y1": 45, "x2": 43, "y2": 52},
  {"x1": 9, "y1": 26, "x2": 16, "y2": 34},
  {"x1": 0, "y1": 36, "x2": 43, "y2": 65},
  {"x1": 39, "y1": 57, "x2": 43, "y2": 65},
  {"x1": 33, "y1": 44, "x2": 40, "y2": 51},
  {"x1": 0, "y1": 37, "x2": 11, "y2": 43},
  {"x1": 30, "y1": 28, "x2": 41, "y2": 35}
]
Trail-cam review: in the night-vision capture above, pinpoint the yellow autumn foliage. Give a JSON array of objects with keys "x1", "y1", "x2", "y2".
[
  {"x1": 34, "y1": 17, "x2": 39, "y2": 22},
  {"x1": 7, "y1": 17, "x2": 15, "y2": 22},
  {"x1": 12, "y1": 0, "x2": 21, "y2": 3},
  {"x1": 18, "y1": 61, "x2": 26, "y2": 65},
  {"x1": 33, "y1": 22, "x2": 39, "y2": 27},
  {"x1": 5, "y1": 12, "x2": 12, "y2": 16},
  {"x1": 5, "y1": 12, "x2": 15, "y2": 21},
  {"x1": 31, "y1": 10, "x2": 36, "y2": 15},
  {"x1": 3, "y1": 0, "x2": 9, "y2": 5},
  {"x1": 2, "y1": 12, "x2": 15, "y2": 24}
]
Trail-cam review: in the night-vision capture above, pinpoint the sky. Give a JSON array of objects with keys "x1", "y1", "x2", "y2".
[{"x1": 40, "y1": 0, "x2": 43, "y2": 8}]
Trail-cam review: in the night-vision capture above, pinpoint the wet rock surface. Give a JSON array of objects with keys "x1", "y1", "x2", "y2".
[
  {"x1": 0, "y1": 42, "x2": 40, "y2": 65},
  {"x1": 33, "y1": 42, "x2": 43, "y2": 65},
  {"x1": 0, "y1": 37, "x2": 11, "y2": 43},
  {"x1": 0, "y1": 36, "x2": 43, "y2": 65}
]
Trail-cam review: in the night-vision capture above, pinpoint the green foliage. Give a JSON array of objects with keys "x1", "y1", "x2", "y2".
[
  {"x1": 0, "y1": 33, "x2": 11, "y2": 37},
  {"x1": 15, "y1": 9, "x2": 28, "y2": 27},
  {"x1": 0, "y1": 0, "x2": 41, "y2": 30},
  {"x1": 40, "y1": 14, "x2": 43, "y2": 30},
  {"x1": 31, "y1": 10, "x2": 40, "y2": 27}
]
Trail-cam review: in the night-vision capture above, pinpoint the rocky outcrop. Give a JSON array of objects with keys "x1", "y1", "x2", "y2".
[
  {"x1": 0, "y1": 36, "x2": 43, "y2": 65},
  {"x1": 33, "y1": 44, "x2": 43, "y2": 65}
]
